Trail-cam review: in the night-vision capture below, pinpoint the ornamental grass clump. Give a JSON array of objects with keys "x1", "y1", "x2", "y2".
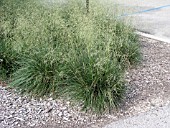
[
  {"x1": 10, "y1": 47, "x2": 66, "y2": 97},
  {"x1": 1, "y1": 0, "x2": 141, "y2": 113}
]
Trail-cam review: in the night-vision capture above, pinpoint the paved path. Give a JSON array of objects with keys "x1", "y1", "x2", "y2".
[
  {"x1": 101, "y1": 0, "x2": 170, "y2": 42},
  {"x1": 104, "y1": 103, "x2": 170, "y2": 128}
]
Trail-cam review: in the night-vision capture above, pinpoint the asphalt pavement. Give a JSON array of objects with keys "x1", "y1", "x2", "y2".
[{"x1": 101, "y1": 0, "x2": 170, "y2": 42}]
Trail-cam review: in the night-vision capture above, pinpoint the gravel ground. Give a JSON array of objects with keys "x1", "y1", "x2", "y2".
[{"x1": 0, "y1": 37, "x2": 170, "y2": 128}]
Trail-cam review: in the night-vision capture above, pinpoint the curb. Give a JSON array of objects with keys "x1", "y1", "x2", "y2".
[{"x1": 136, "y1": 31, "x2": 170, "y2": 44}]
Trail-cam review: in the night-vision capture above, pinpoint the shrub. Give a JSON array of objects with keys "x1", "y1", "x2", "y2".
[{"x1": 1, "y1": 0, "x2": 141, "y2": 113}]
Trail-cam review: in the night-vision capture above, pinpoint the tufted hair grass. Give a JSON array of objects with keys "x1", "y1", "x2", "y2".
[{"x1": 1, "y1": 0, "x2": 140, "y2": 113}]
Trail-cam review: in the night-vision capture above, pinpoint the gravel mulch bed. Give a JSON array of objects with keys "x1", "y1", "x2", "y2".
[{"x1": 0, "y1": 37, "x2": 170, "y2": 128}]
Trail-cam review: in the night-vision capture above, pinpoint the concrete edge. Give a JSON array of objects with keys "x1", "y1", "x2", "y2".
[{"x1": 136, "y1": 31, "x2": 170, "y2": 44}]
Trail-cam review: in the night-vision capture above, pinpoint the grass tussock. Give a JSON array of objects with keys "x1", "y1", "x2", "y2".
[{"x1": 0, "y1": 0, "x2": 141, "y2": 113}]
